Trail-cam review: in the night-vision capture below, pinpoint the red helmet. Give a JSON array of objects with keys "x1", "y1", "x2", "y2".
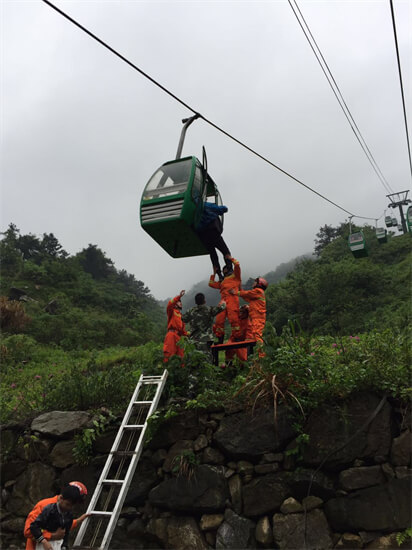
[
  {"x1": 255, "y1": 277, "x2": 268, "y2": 290},
  {"x1": 69, "y1": 481, "x2": 88, "y2": 497}
]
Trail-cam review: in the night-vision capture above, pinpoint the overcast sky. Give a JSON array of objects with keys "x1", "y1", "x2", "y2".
[{"x1": 2, "y1": 0, "x2": 411, "y2": 300}]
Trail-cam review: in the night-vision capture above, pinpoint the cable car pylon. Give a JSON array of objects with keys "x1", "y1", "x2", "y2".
[{"x1": 386, "y1": 191, "x2": 411, "y2": 234}]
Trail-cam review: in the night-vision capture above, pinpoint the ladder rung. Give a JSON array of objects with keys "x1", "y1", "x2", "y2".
[
  {"x1": 111, "y1": 450, "x2": 138, "y2": 456},
  {"x1": 89, "y1": 511, "x2": 113, "y2": 516},
  {"x1": 102, "y1": 479, "x2": 124, "y2": 484},
  {"x1": 133, "y1": 400, "x2": 152, "y2": 404},
  {"x1": 124, "y1": 424, "x2": 144, "y2": 429}
]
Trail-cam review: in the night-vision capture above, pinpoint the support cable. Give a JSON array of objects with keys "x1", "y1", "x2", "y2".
[
  {"x1": 389, "y1": 0, "x2": 412, "y2": 184},
  {"x1": 289, "y1": 0, "x2": 394, "y2": 195},
  {"x1": 41, "y1": 0, "x2": 383, "y2": 222}
]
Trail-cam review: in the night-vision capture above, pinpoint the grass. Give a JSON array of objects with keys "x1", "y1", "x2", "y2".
[{"x1": 1, "y1": 325, "x2": 410, "y2": 425}]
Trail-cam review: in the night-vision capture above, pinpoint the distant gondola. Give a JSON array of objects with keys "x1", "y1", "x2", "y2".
[
  {"x1": 376, "y1": 227, "x2": 387, "y2": 243},
  {"x1": 348, "y1": 231, "x2": 368, "y2": 258}
]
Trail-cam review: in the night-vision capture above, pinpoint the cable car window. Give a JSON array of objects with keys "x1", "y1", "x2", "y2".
[
  {"x1": 349, "y1": 233, "x2": 363, "y2": 244},
  {"x1": 143, "y1": 159, "x2": 192, "y2": 200}
]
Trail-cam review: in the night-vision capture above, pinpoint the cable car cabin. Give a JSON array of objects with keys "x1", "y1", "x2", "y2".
[
  {"x1": 391, "y1": 217, "x2": 398, "y2": 227},
  {"x1": 348, "y1": 231, "x2": 368, "y2": 258},
  {"x1": 385, "y1": 216, "x2": 393, "y2": 227},
  {"x1": 407, "y1": 205, "x2": 412, "y2": 234},
  {"x1": 376, "y1": 227, "x2": 387, "y2": 243},
  {"x1": 140, "y1": 156, "x2": 222, "y2": 258}
]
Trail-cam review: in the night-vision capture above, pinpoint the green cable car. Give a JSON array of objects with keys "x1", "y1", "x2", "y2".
[
  {"x1": 407, "y1": 205, "x2": 412, "y2": 234},
  {"x1": 384, "y1": 216, "x2": 393, "y2": 227},
  {"x1": 376, "y1": 227, "x2": 387, "y2": 243},
  {"x1": 391, "y1": 217, "x2": 398, "y2": 227},
  {"x1": 348, "y1": 231, "x2": 368, "y2": 258},
  {"x1": 140, "y1": 115, "x2": 224, "y2": 258},
  {"x1": 140, "y1": 155, "x2": 222, "y2": 257}
]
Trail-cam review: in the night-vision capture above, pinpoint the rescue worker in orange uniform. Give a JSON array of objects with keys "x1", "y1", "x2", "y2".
[
  {"x1": 225, "y1": 305, "x2": 254, "y2": 363},
  {"x1": 209, "y1": 257, "x2": 241, "y2": 343},
  {"x1": 163, "y1": 290, "x2": 188, "y2": 362},
  {"x1": 231, "y1": 277, "x2": 267, "y2": 353},
  {"x1": 24, "y1": 482, "x2": 88, "y2": 550}
]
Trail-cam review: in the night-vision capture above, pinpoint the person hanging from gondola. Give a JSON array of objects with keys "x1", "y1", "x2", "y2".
[
  {"x1": 163, "y1": 290, "x2": 188, "y2": 363},
  {"x1": 196, "y1": 201, "x2": 232, "y2": 281}
]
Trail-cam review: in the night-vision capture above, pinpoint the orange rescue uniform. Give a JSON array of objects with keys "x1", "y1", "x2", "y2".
[
  {"x1": 225, "y1": 314, "x2": 254, "y2": 362},
  {"x1": 24, "y1": 496, "x2": 80, "y2": 550},
  {"x1": 209, "y1": 258, "x2": 241, "y2": 339},
  {"x1": 238, "y1": 287, "x2": 266, "y2": 345},
  {"x1": 163, "y1": 295, "x2": 187, "y2": 362}
]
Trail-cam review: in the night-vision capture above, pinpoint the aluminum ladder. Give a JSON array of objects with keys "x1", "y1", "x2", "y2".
[{"x1": 73, "y1": 370, "x2": 168, "y2": 550}]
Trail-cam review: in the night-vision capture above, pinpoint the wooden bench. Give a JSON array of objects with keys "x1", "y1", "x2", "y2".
[{"x1": 210, "y1": 340, "x2": 256, "y2": 366}]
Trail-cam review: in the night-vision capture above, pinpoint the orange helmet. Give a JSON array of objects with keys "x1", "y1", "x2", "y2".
[
  {"x1": 69, "y1": 481, "x2": 88, "y2": 497},
  {"x1": 255, "y1": 277, "x2": 268, "y2": 290}
]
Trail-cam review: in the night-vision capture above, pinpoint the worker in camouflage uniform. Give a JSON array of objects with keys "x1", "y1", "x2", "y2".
[{"x1": 182, "y1": 293, "x2": 226, "y2": 360}]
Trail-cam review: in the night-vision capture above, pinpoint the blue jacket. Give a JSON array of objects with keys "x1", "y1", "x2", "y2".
[{"x1": 197, "y1": 202, "x2": 228, "y2": 231}]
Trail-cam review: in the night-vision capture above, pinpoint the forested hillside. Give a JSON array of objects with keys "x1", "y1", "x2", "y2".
[
  {"x1": 0, "y1": 224, "x2": 164, "y2": 349},
  {"x1": 266, "y1": 224, "x2": 411, "y2": 335}
]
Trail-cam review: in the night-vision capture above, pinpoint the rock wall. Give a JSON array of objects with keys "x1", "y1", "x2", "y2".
[{"x1": 1, "y1": 392, "x2": 411, "y2": 550}]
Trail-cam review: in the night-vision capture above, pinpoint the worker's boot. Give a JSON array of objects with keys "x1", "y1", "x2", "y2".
[{"x1": 225, "y1": 258, "x2": 233, "y2": 271}]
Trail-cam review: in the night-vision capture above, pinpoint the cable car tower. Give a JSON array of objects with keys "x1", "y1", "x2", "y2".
[{"x1": 386, "y1": 191, "x2": 411, "y2": 234}]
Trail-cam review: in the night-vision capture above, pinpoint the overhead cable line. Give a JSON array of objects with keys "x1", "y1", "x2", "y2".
[
  {"x1": 288, "y1": 0, "x2": 394, "y2": 195},
  {"x1": 389, "y1": 0, "x2": 412, "y2": 184},
  {"x1": 41, "y1": 0, "x2": 382, "y2": 222}
]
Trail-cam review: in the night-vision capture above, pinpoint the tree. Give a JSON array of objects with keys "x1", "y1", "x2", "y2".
[
  {"x1": 314, "y1": 224, "x2": 343, "y2": 256},
  {"x1": 40, "y1": 233, "x2": 67, "y2": 258},
  {"x1": 76, "y1": 245, "x2": 115, "y2": 279}
]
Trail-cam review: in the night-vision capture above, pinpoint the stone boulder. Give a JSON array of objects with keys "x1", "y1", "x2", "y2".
[
  {"x1": 50, "y1": 440, "x2": 75, "y2": 468},
  {"x1": 148, "y1": 410, "x2": 200, "y2": 450},
  {"x1": 243, "y1": 474, "x2": 290, "y2": 517},
  {"x1": 162, "y1": 439, "x2": 194, "y2": 473},
  {"x1": 302, "y1": 393, "x2": 392, "y2": 470},
  {"x1": 390, "y1": 430, "x2": 411, "y2": 466},
  {"x1": 124, "y1": 458, "x2": 159, "y2": 506},
  {"x1": 255, "y1": 516, "x2": 273, "y2": 547},
  {"x1": 286, "y1": 468, "x2": 336, "y2": 501},
  {"x1": 149, "y1": 465, "x2": 229, "y2": 513},
  {"x1": 273, "y1": 509, "x2": 333, "y2": 549},
  {"x1": 214, "y1": 408, "x2": 296, "y2": 460},
  {"x1": 1, "y1": 460, "x2": 26, "y2": 484},
  {"x1": 324, "y1": 478, "x2": 411, "y2": 532},
  {"x1": 216, "y1": 509, "x2": 256, "y2": 549},
  {"x1": 366, "y1": 533, "x2": 411, "y2": 549},
  {"x1": 6, "y1": 463, "x2": 56, "y2": 515},
  {"x1": 31, "y1": 411, "x2": 91, "y2": 439},
  {"x1": 339, "y1": 465, "x2": 385, "y2": 491},
  {"x1": 147, "y1": 516, "x2": 208, "y2": 549}
]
